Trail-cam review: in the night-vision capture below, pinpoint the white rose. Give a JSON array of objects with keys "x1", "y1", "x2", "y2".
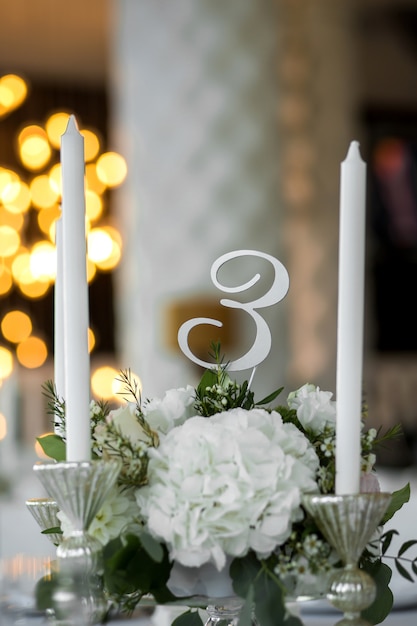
[
  {"x1": 287, "y1": 384, "x2": 336, "y2": 433},
  {"x1": 143, "y1": 386, "x2": 195, "y2": 434},
  {"x1": 106, "y1": 403, "x2": 152, "y2": 446}
]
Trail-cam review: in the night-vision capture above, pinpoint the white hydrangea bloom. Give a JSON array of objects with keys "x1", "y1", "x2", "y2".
[
  {"x1": 143, "y1": 386, "x2": 196, "y2": 434},
  {"x1": 136, "y1": 408, "x2": 319, "y2": 571},
  {"x1": 287, "y1": 383, "x2": 336, "y2": 433}
]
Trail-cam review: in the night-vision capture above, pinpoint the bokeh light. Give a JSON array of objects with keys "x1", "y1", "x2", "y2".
[
  {"x1": 30, "y1": 241, "x2": 56, "y2": 281},
  {"x1": 0, "y1": 412, "x2": 6, "y2": 440},
  {"x1": 45, "y1": 112, "x2": 70, "y2": 149},
  {"x1": 16, "y1": 336, "x2": 48, "y2": 368},
  {"x1": 88, "y1": 328, "x2": 96, "y2": 353},
  {"x1": 0, "y1": 266, "x2": 13, "y2": 296},
  {"x1": 0, "y1": 81, "x2": 127, "y2": 370},
  {"x1": 30, "y1": 174, "x2": 59, "y2": 209},
  {"x1": 0, "y1": 74, "x2": 28, "y2": 117},
  {"x1": 96, "y1": 152, "x2": 127, "y2": 187},
  {"x1": 2, "y1": 180, "x2": 31, "y2": 214},
  {"x1": 82, "y1": 128, "x2": 100, "y2": 162},
  {"x1": 1, "y1": 310, "x2": 32, "y2": 343},
  {"x1": 18, "y1": 125, "x2": 52, "y2": 171},
  {"x1": 0, "y1": 346, "x2": 13, "y2": 379},
  {"x1": 0, "y1": 225, "x2": 20, "y2": 257},
  {"x1": 91, "y1": 365, "x2": 120, "y2": 400}
]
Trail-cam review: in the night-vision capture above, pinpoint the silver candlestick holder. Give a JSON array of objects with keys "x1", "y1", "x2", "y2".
[
  {"x1": 302, "y1": 492, "x2": 391, "y2": 626},
  {"x1": 33, "y1": 459, "x2": 121, "y2": 624}
]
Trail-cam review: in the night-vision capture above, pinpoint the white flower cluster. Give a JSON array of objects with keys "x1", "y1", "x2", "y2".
[{"x1": 136, "y1": 407, "x2": 319, "y2": 571}]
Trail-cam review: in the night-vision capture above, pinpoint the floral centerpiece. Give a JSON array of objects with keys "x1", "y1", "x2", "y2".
[{"x1": 37, "y1": 344, "x2": 415, "y2": 626}]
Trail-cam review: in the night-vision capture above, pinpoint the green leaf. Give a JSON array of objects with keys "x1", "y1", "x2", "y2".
[
  {"x1": 256, "y1": 387, "x2": 284, "y2": 406},
  {"x1": 230, "y1": 553, "x2": 261, "y2": 598},
  {"x1": 197, "y1": 368, "x2": 220, "y2": 393},
  {"x1": 395, "y1": 559, "x2": 414, "y2": 583},
  {"x1": 230, "y1": 554, "x2": 302, "y2": 626},
  {"x1": 41, "y1": 527, "x2": 62, "y2": 535},
  {"x1": 34, "y1": 572, "x2": 60, "y2": 611},
  {"x1": 102, "y1": 533, "x2": 174, "y2": 605},
  {"x1": 238, "y1": 585, "x2": 255, "y2": 626},
  {"x1": 36, "y1": 434, "x2": 66, "y2": 461},
  {"x1": 380, "y1": 529, "x2": 398, "y2": 555},
  {"x1": 172, "y1": 610, "x2": 204, "y2": 626},
  {"x1": 411, "y1": 559, "x2": 417, "y2": 576},
  {"x1": 139, "y1": 531, "x2": 164, "y2": 562},
  {"x1": 361, "y1": 560, "x2": 393, "y2": 624},
  {"x1": 398, "y1": 539, "x2": 417, "y2": 557},
  {"x1": 381, "y1": 484, "x2": 410, "y2": 524}
]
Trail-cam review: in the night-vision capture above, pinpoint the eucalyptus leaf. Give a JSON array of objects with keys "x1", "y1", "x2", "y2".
[
  {"x1": 380, "y1": 529, "x2": 398, "y2": 555},
  {"x1": 398, "y1": 539, "x2": 417, "y2": 557},
  {"x1": 36, "y1": 434, "x2": 66, "y2": 461},
  {"x1": 395, "y1": 559, "x2": 414, "y2": 583}
]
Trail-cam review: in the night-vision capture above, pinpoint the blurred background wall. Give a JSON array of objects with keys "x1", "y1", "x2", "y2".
[{"x1": 0, "y1": 0, "x2": 417, "y2": 485}]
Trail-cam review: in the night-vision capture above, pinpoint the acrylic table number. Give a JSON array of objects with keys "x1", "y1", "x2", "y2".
[{"x1": 177, "y1": 249, "x2": 290, "y2": 375}]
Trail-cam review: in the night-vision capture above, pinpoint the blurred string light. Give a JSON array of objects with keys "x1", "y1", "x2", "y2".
[
  {"x1": 0, "y1": 74, "x2": 28, "y2": 118},
  {"x1": 0, "y1": 74, "x2": 127, "y2": 382},
  {"x1": 91, "y1": 365, "x2": 142, "y2": 402}
]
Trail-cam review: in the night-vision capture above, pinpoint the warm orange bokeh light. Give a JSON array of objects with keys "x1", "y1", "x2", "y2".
[
  {"x1": 0, "y1": 74, "x2": 28, "y2": 117},
  {"x1": 30, "y1": 175, "x2": 59, "y2": 209},
  {"x1": 0, "y1": 225, "x2": 20, "y2": 257},
  {"x1": 1, "y1": 310, "x2": 32, "y2": 343},
  {"x1": 88, "y1": 328, "x2": 96, "y2": 353},
  {"x1": 18, "y1": 125, "x2": 52, "y2": 171},
  {"x1": 91, "y1": 366, "x2": 120, "y2": 400},
  {"x1": 96, "y1": 152, "x2": 127, "y2": 187},
  {"x1": 45, "y1": 112, "x2": 70, "y2": 149},
  {"x1": 81, "y1": 128, "x2": 100, "y2": 162},
  {"x1": 2, "y1": 180, "x2": 31, "y2": 214},
  {"x1": 16, "y1": 336, "x2": 48, "y2": 368},
  {"x1": 0, "y1": 266, "x2": 13, "y2": 296}
]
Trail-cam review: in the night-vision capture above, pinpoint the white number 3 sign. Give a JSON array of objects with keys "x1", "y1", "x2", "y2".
[{"x1": 177, "y1": 250, "x2": 289, "y2": 371}]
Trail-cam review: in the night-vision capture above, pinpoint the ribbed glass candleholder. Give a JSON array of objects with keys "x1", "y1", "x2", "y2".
[
  {"x1": 33, "y1": 459, "x2": 121, "y2": 624},
  {"x1": 302, "y1": 493, "x2": 391, "y2": 626}
]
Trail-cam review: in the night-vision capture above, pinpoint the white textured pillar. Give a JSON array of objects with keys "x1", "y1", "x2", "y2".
[{"x1": 109, "y1": 0, "x2": 288, "y2": 397}]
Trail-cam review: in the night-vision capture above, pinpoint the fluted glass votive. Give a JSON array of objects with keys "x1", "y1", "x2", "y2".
[
  {"x1": 302, "y1": 492, "x2": 391, "y2": 626},
  {"x1": 33, "y1": 459, "x2": 121, "y2": 624},
  {"x1": 26, "y1": 497, "x2": 62, "y2": 545}
]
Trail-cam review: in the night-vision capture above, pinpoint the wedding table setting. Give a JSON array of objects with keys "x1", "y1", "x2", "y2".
[{"x1": 1, "y1": 117, "x2": 417, "y2": 626}]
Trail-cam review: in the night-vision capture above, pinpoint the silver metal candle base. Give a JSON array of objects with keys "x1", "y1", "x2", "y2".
[
  {"x1": 33, "y1": 459, "x2": 121, "y2": 624},
  {"x1": 302, "y1": 493, "x2": 391, "y2": 626}
]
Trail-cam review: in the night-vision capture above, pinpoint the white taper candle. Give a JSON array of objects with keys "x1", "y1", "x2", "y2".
[
  {"x1": 54, "y1": 216, "x2": 64, "y2": 403},
  {"x1": 60, "y1": 115, "x2": 91, "y2": 461},
  {"x1": 335, "y1": 141, "x2": 367, "y2": 495}
]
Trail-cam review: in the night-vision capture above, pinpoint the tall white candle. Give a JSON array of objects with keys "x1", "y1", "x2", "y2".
[
  {"x1": 60, "y1": 115, "x2": 91, "y2": 461},
  {"x1": 54, "y1": 217, "x2": 64, "y2": 403},
  {"x1": 335, "y1": 141, "x2": 367, "y2": 495},
  {"x1": 53, "y1": 216, "x2": 65, "y2": 437}
]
